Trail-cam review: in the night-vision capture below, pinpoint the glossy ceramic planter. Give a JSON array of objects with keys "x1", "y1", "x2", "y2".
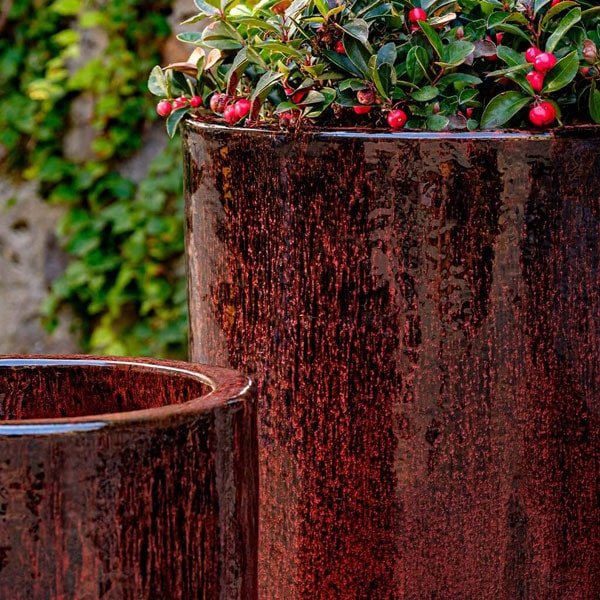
[
  {"x1": 183, "y1": 121, "x2": 600, "y2": 600},
  {"x1": 0, "y1": 355, "x2": 257, "y2": 600}
]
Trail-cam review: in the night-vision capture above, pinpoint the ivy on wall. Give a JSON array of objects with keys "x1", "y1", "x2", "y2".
[{"x1": 0, "y1": 0, "x2": 188, "y2": 357}]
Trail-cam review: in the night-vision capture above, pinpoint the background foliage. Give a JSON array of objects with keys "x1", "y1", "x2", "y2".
[{"x1": 0, "y1": 0, "x2": 188, "y2": 357}]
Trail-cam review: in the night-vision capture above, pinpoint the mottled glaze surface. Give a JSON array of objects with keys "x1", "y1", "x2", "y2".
[
  {"x1": 183, "y1": 121, "x2": 600, "y2": 600},
  {"x1": 0, "y1": 355, "x2": 257, "y2": 600}
]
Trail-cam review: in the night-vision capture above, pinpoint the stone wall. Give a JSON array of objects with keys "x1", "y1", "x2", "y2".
[
  {"x1": 0, "y1": 179, "x2": 79, "y2": 354},
  {"x1": 0, "y1": 0, "x2": 194, "y2": 355}
]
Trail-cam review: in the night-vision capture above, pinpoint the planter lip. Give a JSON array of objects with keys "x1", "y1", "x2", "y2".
[
  {"x1": 183, "y1": 117, "x2": 600, "y2": 141},
  {"x1": 0, "y1": 354, "x2": 253, "y2": 436}
]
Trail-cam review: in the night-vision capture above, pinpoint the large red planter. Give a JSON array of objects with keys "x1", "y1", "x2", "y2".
[
  {"x1": 0, "y1": 355, "x2": 257, "y2": 600},
  {"x1": 183, "y1": 121, "x2": 600, "y2": 599}
]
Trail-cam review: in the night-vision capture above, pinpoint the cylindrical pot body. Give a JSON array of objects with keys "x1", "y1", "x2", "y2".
[
  {"x1": 0, "y1": 355, "x2": 257, "y2": 600},
  {"x1": 183, "y1": 121, "x2": 600, "y2": 600}
]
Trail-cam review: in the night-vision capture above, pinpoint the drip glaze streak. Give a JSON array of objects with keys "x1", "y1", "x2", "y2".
[
  {"x1": 184, "y1": 121, "x2": 600, "y2": 600},
  {"x1": 0, "y1": 356, "x2": 257, "y2": 600}
]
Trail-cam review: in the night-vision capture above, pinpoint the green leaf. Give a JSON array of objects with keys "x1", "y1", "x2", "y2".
[
  {"x1": 494, "y1": 23, "x2": 531, "y2": 43},
  {"x1": 229, "y1": 17, "x2": 280, "y2": 33},
  {"x1": 437, "y1": 73, "x2": 482, "y2": 90},
  {"x1": 255, "y1": 42, "x2": 304, "y2": 57},
  {"x1": 314, "y1": 0, "x2": 329, "y2": 17},
  {"x1": 412, "y1": 85, "x2": 438, "y2": 101},
  {"x1": 480, "y1": 91, "x2": 530, "y2": 129},
  {"x1": 406, "y1": 45, "x2": 429, "y2": 85},
  {"x1": 497, "y1": 45, "x2": 525, "y2": 67},
  {"x1": 250, "y1": 70, "x2": 284, "y2": 118},
  {"x1": 344, "y1": 36, "x2": 373, "y2": 78},
  {"x1": 426, "y1": 114, "x2": 449, "y2": 131},
  {"x1": 534, "y1": 0, "x2": 552, "y2": 13},
  {"x1": 166, "y1": 107, "x2": 189, "y2": 138},
  {"x1": 545, "y1": 7, "x2": 581, "y2": 53},
  {"x1": 284, "y1": 0, "x2": 311, "y2": 18},
  {"x1": 202, "y1": 38, "x2": 243, "y2": 50},
  {"x1": 438, "y1": 41, "x2": 475, "y2": 67},
  {"x1": 589, "y1": 81, "x2": 600, "y2": 124},
  {"x1": 177, "y1": 32, "x2": 205, "y2": 45},
  {"x1": 50, "y1": 0, "x2": 81, "y2": 16},
  {"x1": 486, "y1": 63, "x2": 530, "y2": 79},
  {"x1": 192, "y1": 0, "x2": 221, "y2": 16},
  {"x1": 377, "y1": 42, "x2": 396, "y2": 67},
  {"x1": 339, "y1": 78, "x2": 369, "y2": 91},
  {"x1": 544, "y1": 51, "x2": 579, "y2": 93},
  {"x1": 226, "y1": 48, "x2": 249, "y2": 95},
  {"x1": 322, "y1": 49, "x2": 363, "y2": 77},
  {"x1": 203, "y1": 20, "x2": 241, "y2": 42},
  {"x1": 342, "y1": 19, "x2": 371, "y2": 46},
  {"x1": 148, "y1": 66, "x2": 168, "y2": 97},
  {"x1": 486, "y1": 11, "x2": 509, "y2": 29},
  {"x1": 369, "y1": 56, "x2": 392, "y2": 99},
  {"x1": 418, "y1": 20, "x2": 444, "y2": 59},
  {"x1": 541, "y1": 1, "x2": 579, "y2": 29}
]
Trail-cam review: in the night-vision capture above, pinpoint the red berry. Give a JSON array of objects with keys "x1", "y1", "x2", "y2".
[
  {"x1": 284, "y1": 86, "x2": 294, "y2": 96},
  {"x1": 533, "y1": 52, "x2": 557, "y2": 73},
  {"x1": 172, "y1": 96, "x2": 189, "y2": 110},
  {"x1": 210, "y1": 93, "x2": 229, "y2": 114},
  {"x1": 190, "y1": 95, "x2": 202, "y2": 108},
  {"x1": 335, "y1": 40, "x2": 346, "y2": 54},
  {"x1": 156, "y1": 100, "x2": 172, "y2": 117},
  {"x1": 357, "y1": 89, "x2": 375, "y2": 105},
  {"x1": 466, "y1": 107, "x2": 474, "y2": 119},
  {"x1": 526, "y1": 70, "x2": 545, "y2": 92},
  {"x1": 525, "y1": 47, "x2": 542, "y2": 63},
  {"x1": 529, "y1": 101, "x2": 556, "y2": 128},
  {"x1": 408, "y1": 8, "x2": 427, "y2": 22},
  {"x1": 387, "y1": 109, "x2": 407, "y2": 129},
  {"x1": 234, "y1": 98, "x2": 251, "y2": 119},
  {"x1": 551, "y1": 0, "x2": 560, "y2": 5},
  {"x1": 353, "y1": 105, "x2": 372, "y2": 114},
  {"x1": 495, "y1": 32, "x2": 504, "y2": 45},
  {"x1": 224, "y1": 104, "x2": 238, "y2": 125}
]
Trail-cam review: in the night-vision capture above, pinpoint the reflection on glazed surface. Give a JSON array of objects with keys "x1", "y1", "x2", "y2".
[{"x1": 184, "y1": 122, "x2": 600, "y2": 600}]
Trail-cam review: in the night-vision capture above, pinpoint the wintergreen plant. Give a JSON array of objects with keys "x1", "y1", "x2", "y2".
[{"x1": 149, "y1": 0, "x2": 600, "y2": 134}]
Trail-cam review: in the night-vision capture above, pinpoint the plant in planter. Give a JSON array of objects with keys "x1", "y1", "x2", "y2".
[
  {"x1": 150, "y1": 0, "x2": 600, "y2": 135},
  {"x1": 148, "y1": 1, "x2": 600, "y2": 599}
]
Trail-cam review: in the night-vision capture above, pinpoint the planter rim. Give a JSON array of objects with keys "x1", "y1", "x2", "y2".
[
  {"x1": 0, "y1": 354, "x2": 252, "y2": 435},
  {"x1": 183, "y1": 117, "x2": 600, "y2": 141}
]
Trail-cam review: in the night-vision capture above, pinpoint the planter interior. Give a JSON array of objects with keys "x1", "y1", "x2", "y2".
[
  {"x1": 0, "y1": 355, "x2": 257, "y2": 600},
  {"x1": 183, "y1": 121, "x2": 600, "y2": 600},
  {"x1": 0, "y1": 357, "x2": 210, "y2": 420}
]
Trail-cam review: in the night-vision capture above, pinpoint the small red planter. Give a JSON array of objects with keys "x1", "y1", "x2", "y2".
[{"x1": 0, "y1": 355, "x2": 257, "y2": 600}]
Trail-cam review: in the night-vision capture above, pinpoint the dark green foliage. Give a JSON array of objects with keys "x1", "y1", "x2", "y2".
[
  {"x1": 151, "y1": 0, "x2": 600, "y2": 131},
  {"x1": 1, "y1": 0, "x2": 187, "y2": 358}
]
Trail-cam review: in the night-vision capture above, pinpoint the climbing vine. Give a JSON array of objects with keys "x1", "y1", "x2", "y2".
[{"x1": 0, "y1": 0, "x2": 187, "y2": 357}]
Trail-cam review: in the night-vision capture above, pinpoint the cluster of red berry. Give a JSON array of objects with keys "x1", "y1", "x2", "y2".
[
  {"x1": 345, "y1": 8, "x2": 426, "y2": 128},
  {"x1": 151, "y1": 0, "x2": 599, "y2": 134},
  {"x1": 156, "y1": 95, "x2": 202, "y2": 117},
  {"x1": 524, "y1": 47, "x2": 557, "y2": 127},
  {"x1": 157, "y1": 94, "x2": 251, "y2": 125}
]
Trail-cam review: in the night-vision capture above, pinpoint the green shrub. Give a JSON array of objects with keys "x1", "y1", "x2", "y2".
[{"x1": 0, "y1": 0, "x2": 187, "y2": 358}]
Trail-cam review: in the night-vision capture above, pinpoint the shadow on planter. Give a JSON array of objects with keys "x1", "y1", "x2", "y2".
[
  {"x1": 183, "y1": 121, "x2": 600, "y2": 600},
  {"x1": 0, "y1": 355, "x2": 257, "y2": 600}
]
